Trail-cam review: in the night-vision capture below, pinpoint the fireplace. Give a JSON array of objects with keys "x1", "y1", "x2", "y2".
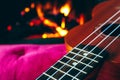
[{"x1": 0, "y1": 0, "x2": 104, "y2": 44}]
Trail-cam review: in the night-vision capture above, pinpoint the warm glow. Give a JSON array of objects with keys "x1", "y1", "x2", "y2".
[
  {"x1": 42, "y1": 27, "x2": 68, "y2": 38},
  {"x1": 25, "y1": 7, "x2": 30, "y2": 13},
  {"x1": 21, "y1": 11, "x2": 25, "y2": 16},
  {"x1": 56, "y1": 27, "x2": 68, "y2": 37},
  {"x1": 36, "y1": 4, "x2": 44, "y2": 20},
  {"x1": 61, "y1": 18, "x2": 65, "y2": 29},
  {"x1": 42, "y1": 33, "x2": 60, "y2": 38},
  {"x1": 31, "y1": 3, "x2": 35, "y2": 9},
  {"x1": 42, "y1": 34, "x2": 47, "y2": 38},
  {"x1": 53, "y1": 7, "x2": 58, "y2": 15},
  {"x1": 35, "y1": 3, "x2": 69, "y2": 38},
  {"x1": 29, "y1": 22, "x2": 34, "y2": 27},
  {"x1": 78, "y1": 14, "x2": 85, "y2": 25},
  {"x1": 43, "y1": 19, "x2": 57, "y2": 27},
  {"x1": 7, "y1": 25, "x2": 12, "y2": 31},
  {"x1": 44, "y1": 2, "x2": 51, "y2": 10},
  {"x1": 60, "y1": 2, "x2": 71, "y2": 16}
]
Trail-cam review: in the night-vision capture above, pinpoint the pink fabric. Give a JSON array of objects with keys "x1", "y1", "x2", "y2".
[
  {"x1": 0, "y1": 44, "x2": 120, "y2": 80},
  {"x1": 0, "y1": 44, "x2": 66, "y2": 80}
]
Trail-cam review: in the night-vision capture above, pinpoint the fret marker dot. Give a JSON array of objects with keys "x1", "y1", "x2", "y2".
[
  {"x1": 83, "y1": 53, "x2": 88, "y2": 56},
  {"x1": 72, "y1": 62, "x2": 78, "y2": 66}
]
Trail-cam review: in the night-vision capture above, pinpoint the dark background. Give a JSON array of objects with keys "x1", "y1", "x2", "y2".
[{"x1": 0, "y1": 0, "x2": 104, "y2": 43}]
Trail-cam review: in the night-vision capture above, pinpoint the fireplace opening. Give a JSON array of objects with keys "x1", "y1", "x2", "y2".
[{"x1": 0, "y1": 0, "x2": 104, "y2": 44}]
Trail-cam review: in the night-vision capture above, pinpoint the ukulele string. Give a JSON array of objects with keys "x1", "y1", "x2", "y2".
[
  {"x1": 94, "y1": 33, "x2": 120, "y2": 57},
  {"x1": 73, "y1": 24, "x2": 120, "y2": 80},
  {"x1": 50, "y1": 10, "x2": 120, "y2": 80},
  {"x1": 59, "y1": 11, "x2": 120, "y2": 79},
  {"x1": 68, "y1": 21, "x2": 120, "y2": 79},
  {"x1": 40, "y1": 10, "x2": 120, "y2": 80},
  {"x1": 75, "y1": 16, "x2": 120, "y2": 51},
  {"x1": 74, "y1": 10, "x2": 120, "y2": 49},
  {"x1": 66, "y1": 11, "x2": 120, "y2": 67}
]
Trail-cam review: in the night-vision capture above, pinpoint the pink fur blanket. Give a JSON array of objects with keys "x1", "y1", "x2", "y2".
[
  {"x1": 0, "y1": 44, "x2": 119, "y2": 80},
  {"x1": 0, "y1": 44, "x2": 66, "y2": 80}
]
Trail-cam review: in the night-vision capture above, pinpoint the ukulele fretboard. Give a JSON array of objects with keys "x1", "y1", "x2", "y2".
[{"x1": 37, "y1": 45, "x2": 108, "y2": 80}]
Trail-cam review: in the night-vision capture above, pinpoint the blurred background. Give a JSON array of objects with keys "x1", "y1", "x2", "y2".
[{"x1": 0, "y1": 0, "x2": 104, "y2": 44}]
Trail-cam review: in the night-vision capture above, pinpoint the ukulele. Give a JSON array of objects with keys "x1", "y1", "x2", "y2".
[{"x1": 37, "y1": 0, "x2": 120, "y2": 80}]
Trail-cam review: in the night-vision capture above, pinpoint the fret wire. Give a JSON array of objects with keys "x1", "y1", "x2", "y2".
[
  {"x1": 45, "y1": 45, "x2": 100, "y2": 80},
  {"x1": 59, "y1": 47, "x2": 104, "y2": 79},
  {"x1": 47, "y1": 61, "x2": 65, "y2": 80},
  {"x1": 74, "y1": 47, "x2": 103, "y2": 58},
  {"x1": 37, "y1": 10, "x2": 120, "y2": 80},
  {"x1": 48, "y1": 49, "x2": 91, "y2": 79},
  {"x1": 74, "y1": 29, "x2": 120, "y2": 79},
  {"x1": 49, "y1": 59, "x2": 86, "y2": 80},
  {"x1": 52, "y1": 66, "x2": 65, "y2": 74},
  {"x1": 43, "y1": 54, "x2": 77, "y2": 80},
  {"x1": 36, "y1": 73, "x2": 49, "y2": 80},
  {"x1": 59, "y1": 61, "x2": 87, "y2": 74},
  {"x1": 40, "y1": 53, "x2": 73, "y2": 80},
  {"x1": 65, "y1": 55, "x2": 93, "y2": 68},
  {"x1": 38, "y1": 43, "x2": 103, "y2": 80},
  {"x1": 72, "y1": 48, "x2": 105, "y2": 79},
  {"x1": 70, "y1": 51, "x2": 99, "y2": 63},
  {"x1": 74, "y1": 10, "x2": 120, "y2": 51},
  {"x1": 43, "y1": 73, "x2": 57, "y2": 80},
  {"x1": 62, "y1": 10, "x2": 119, "y2": 79},
  {"x1": 38, "y1": 49, "x2": 92, "y2": 80},
  {"x1": 74, "y1": 14, "x2": 120, "y2": 57},
  {"x1": 52, "y1": 66, "x2": 79, "y2": 80},
  {"x1": 68, "y1": 10, "x2": 120, "y2": 80}
]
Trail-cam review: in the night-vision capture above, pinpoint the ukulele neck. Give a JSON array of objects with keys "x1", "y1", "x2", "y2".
[{"x1": 37, "y1": 44, "x2": 108, "y2": 80}]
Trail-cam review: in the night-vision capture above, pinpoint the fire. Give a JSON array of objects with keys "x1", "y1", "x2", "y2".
[
  {"x1": 21, "y1": 2, "x2": 87, "y2": 39},
  {"x1": 42, "y1": 27, "x2": 68, "y2": 38},
  {"x1": 60, "y1": 2, "x2": 71, "y2": 16},
  {"x1": 44, "y1": 2, "x2": 52, "y2": 10},
  {"x1": 53, "y1": 6, "x2": 58, "y2": 15},
  {"x1": 41, "y1": 19, "x2": 68, "y2": 38},
  {"x1": 56, "y1": 27, "x2": 68, "y2": 37},
  {"x1": 61, "y1": 18, "x2": 65, "y2": 29},
  {"x1": 31, "y1": 3, "x2": 35, "y2": 9},
  {"x1": 43, "y1": 19, "x2": 57, "y2": 27},
  {"x1": 78, "y1": 14, "x2": 85, "y2": 25},
  {"x1": 35, "y1": 3, "x2": 69, "y2": 38},
  {"x1": 36, "y1": 4, "x2": 44, "y2": 20},
  {"x1": 42, "y1": 33, "x2": 47, "y2": 38},
  {"x1": 42, "y1": 18, "x2": 68, "y2": 38},
  {"x1": 25, "y1": 7, "x2": 30, "y2": 13},
  {"x1": 42, "y1": 33, "x2": 60, "y2": 38}
]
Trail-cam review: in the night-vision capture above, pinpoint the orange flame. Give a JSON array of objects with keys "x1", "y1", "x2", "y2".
[
  {"x1": 35, "y1": 3, "x2": 69, "y2": 38},
  {"x1": 61, "y1": 18, "x2": 65, "y2": 29},
  {"x1": 53, "y1": 6, "x2": 58, "y2": 15},
  {"x1": 56, "y1": 27, "x2": 68, "y2": 37},
  {"x1": 78, "y1": 14, "x2": 85, "y2": 25},
  {"x1": 36, "y1": 4, "x2": 44, "y2": 20},
  {"x1": 42, "y1": 27, "x2": 68, "y2": 38},
  {"x1": 43, "y1": 19, "x2": 57, "y2": 27},
  {"x1": 25, "y1": 7, "x2": 30, "y2": 13},
  {"x1": 31, "y1": 3, "x2": 35, "y2": 9},
  {"x1": 44, "y1": 2, "x2": 52, "y2": 10},
  {"x1": 42, "y1": 33, "x2": 60, "y2": 38},
  {"x1": 60, "y1": 2, "x2": 71, "y2": 16}
]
